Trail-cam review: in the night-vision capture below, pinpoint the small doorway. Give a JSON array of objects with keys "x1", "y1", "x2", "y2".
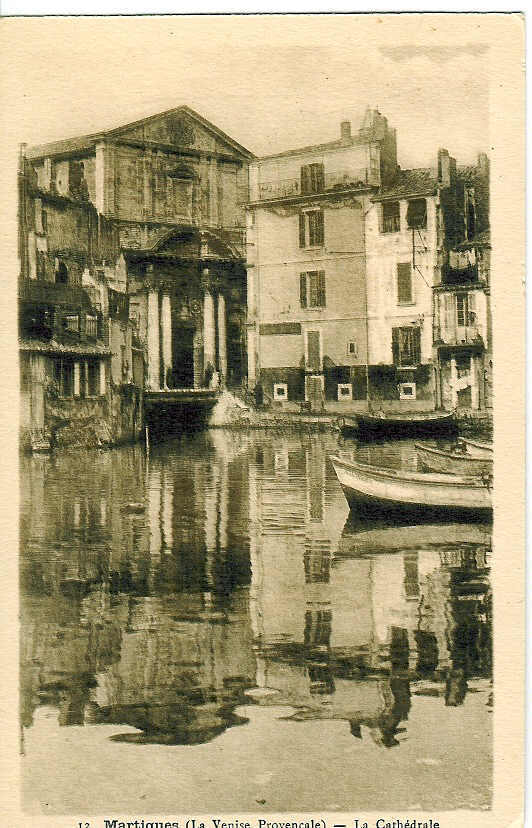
[{"x1": 170, "y1": 324, "x2": 195, "y2": 388}]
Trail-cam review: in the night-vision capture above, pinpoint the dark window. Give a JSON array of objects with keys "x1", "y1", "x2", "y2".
[
  {"x1": 382, "y1": 201, "x2": 400, "y2": 233},
  {"x1": 41, "y1": 210, "x2": 47, "y2": 232},
  {"x1": 406, "y1": 198, "x2": 427, "y2": 229},
  {"x1": 301, "y1": 163, "x2": 325, "y2": 195},
  {"x1": 300, "y1": 271, "x2": 326, "y2": 308},
  {"x1": 87, "y1": 361, "x2": 99, "y2": 396},
  {"x1": 467, "y1": 200, "x2": 476, "y2": 240},
  {"x1": 392, "y1": 326, "x2": 421, "y2": 367},
  {"x1": 56, "y1": 360, "x2": 74, "y2": 397},
  {"x1": 108, "y1": 289, "x2": 129, "y2": 321},
  {"x1": 55, "y1": 261, "x2": 68, "y2": 284},
  {"x1": 397, "y1": 263, "x2": 413, "y2": 304}
]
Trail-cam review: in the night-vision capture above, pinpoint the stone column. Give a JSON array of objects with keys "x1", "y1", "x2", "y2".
[
  {"x1": 193, "y1": 328, "x2": 204, "y2": 389},
  {"x1": 73, "y1": 362, "x2": 81, "y2": 397},
  {"x1": 217, "y1": 292, "x2": 227, "y2": 386},
  {"x1": 203, "y1": 271, "x2": 216, "y2": 383},
  {"x1": 147, "y1": 288, "x2": 160, "y2": 390},
  {"x1": 161, "y1": 293, "x2": 172, "y2": 388},
  {"x1": 99, "y1": 361, "x2": 107, "y2": 396}
]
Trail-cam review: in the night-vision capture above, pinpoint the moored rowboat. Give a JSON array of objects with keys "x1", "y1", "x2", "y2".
[
  {"x1": 415, "y1": 442, "x2": 493, "y2": 476},
  {"x1": 329, "y1": 454, "x2": 492, "y2": 517},
  {"x1": 339, "y1": 410, "x2": 457, "y2": 440},
  {"x1": 460, "y1": 438, "x2": 493, "y2": 459}
]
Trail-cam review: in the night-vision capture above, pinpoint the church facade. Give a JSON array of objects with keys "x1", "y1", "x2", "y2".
[{"x1": 24, "y1": 106, "x2": 253, "y2": 395}]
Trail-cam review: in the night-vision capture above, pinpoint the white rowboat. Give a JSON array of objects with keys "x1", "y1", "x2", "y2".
[
  {"x1": 460, "y1": 438, "x2": 493, "y2": 459},
  {"x1": 415, "y1": 442, "x2": 493, "y2": 476},
  {"x1": 330, "y1": 455, "x2": 492, "y2": 517}
]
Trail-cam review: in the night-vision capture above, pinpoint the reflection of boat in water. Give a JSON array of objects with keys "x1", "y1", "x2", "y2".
[
  {"x1": 339, "y1": 411, "x2": 457, "y2": 440},
  {"x1": 460, "y1": 438, "x2": 493, "y2": 459},
  {"x1": 415, "y1": 442, "x2": 493, "y2": 476},
  {"x1": 338, "y1": 516, "x2": 492, "y2": 558},
  {"x1": 329, "y1": 455, "x2": 492, "y2": 518}
]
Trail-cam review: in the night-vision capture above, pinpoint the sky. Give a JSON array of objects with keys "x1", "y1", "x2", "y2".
[{"x1": 1, "y1": 15, "x2": 491, "y2": 170}]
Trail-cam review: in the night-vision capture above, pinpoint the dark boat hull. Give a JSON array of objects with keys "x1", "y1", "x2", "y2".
[
  {"x1": 340, "y1": 412, "x2": 457, "y2": 440},
  {"x1": 341, "y1": 485, "x2": 492, "y2": 522}
]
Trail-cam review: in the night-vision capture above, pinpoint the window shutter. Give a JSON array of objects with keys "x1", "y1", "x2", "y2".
[
  {"x1": 314, "y1": 163, "x2": 325, "y2": 192},
  {"x1": 397, "y1": 263, "x2": 412, "y2": 304},
  {"x1": 391, "y1": 328, "x2": 399, "y2": 365},
  {"x1": 299, "y1": 212, "x2": 306, "y2": 248},
  {"x1": 317, "y1": 271, "x2": 326, "y2": 307},
  {"x1": 300, "y1": 273, "x2": 307, "y2": 308},
  {"x1": 413, "y1": 327, "x2": 421, "y2": 364},
  {"x1": 316, "y1": 210, "x2": 324, "y2": 245},
  {"x1": 444, "y1": 293, "x2": 454, "y2": 339},
  {"x1": 301, "y1": 165, "x2": 311, "y2": 195},
  {"x1": 468, "y1": 291, "x2": 476, "y2": 323}
]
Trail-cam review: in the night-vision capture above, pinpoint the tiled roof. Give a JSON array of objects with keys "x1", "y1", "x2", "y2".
[
  {"x1": 26, "y1": 134, "x2": 99, "y2": 160},
  {"x1": 457, "y1": 164, "x2": 477, "y2": 181},
  {"x1": 258, "y1": 137, "x2": 364, "y2": 162},
  {"x1": 373, "y1": 168, "x2": 437, "y2": 201}
]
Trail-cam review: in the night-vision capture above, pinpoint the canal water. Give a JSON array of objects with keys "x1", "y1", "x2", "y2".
[{"x1": 20, "y1": 430, "x2": 492, "y2": 814}]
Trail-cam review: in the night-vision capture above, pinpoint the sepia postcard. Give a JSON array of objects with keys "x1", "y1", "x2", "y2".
[{"x1": 0, "y1": 12, "x2": 525, "y2": 828}]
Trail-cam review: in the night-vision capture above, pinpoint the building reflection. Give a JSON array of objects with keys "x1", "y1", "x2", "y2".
[
  {"x1": 249, "y1": 455, "x2": 492, "y2": 746},
  {"x1": 20, "y1": 436, "x2": 256, "y2": 745},
  {"x1": 20, "y1": 433, "x2": 492, "y2": 751}
]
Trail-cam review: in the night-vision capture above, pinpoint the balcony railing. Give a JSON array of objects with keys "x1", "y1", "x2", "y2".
[
  {"x1": 18, "y1": 278, "x2": 93, "y2": 308},
  {"x1": 250, "y1": 168, "x2": 372, "y2": 202},
  {"x1": 435, "y1": 323, "x2": 483, "y2": 346}
]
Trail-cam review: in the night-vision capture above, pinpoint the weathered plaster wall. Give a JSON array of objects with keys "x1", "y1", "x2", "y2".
[{"x1": 365, "y1": 196, "x2": 437, "y2": 366}]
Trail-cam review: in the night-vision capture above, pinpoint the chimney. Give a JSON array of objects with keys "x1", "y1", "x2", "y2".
[
  {"x1": 340, "y1": 121, "x2": 352, "y2": 145},
  {"x1": 438, "y1": 148, "x2": 451, "y2": 188},
  {"x1": 477, "y1": 152, "x2": 489, "y2": 177}
]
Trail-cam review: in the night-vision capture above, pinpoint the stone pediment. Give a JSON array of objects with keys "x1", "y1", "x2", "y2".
[
  {"x1": 128, "y1": 227, "x2": 243, "y2": 261},
  {"x1": 111, "y1": 106, "x2": 253, "y2": 162}
]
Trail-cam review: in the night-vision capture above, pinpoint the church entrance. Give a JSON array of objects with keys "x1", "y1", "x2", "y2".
[{"x1": 170, "y1": 323, "x2": 195, "y2": 388}]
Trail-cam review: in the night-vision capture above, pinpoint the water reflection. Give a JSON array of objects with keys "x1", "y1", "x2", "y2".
[{"x1": 20, "y1": 431, "x2": 492, "y2": 769}]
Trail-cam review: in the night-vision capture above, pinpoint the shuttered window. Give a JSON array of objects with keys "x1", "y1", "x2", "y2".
[
  {"x1": 382, "y1": 201, "x2": 400, "y2": 233},
  {"x1": 300, "y1": 273, "x2": 307, "y2": 308},
  {"x1": 456, "y1": 293, "x2": 468, "y2": 326},
  {"x1": 392, "y1": 326, "x2": 421, "y2": 367},
  {"x1": 397, "y1": 263, "x2": 413, "y2": 304},
  {"x1": 299, "y1": 212, "x2": 306, "y2": 248},
  {"x1": 308, "y1": 210, "x2": 324, "y2": 246},
  {"x1": 301, "y1": 163, "x2": 325, "y2": 195},
  {"x1": 300, "y1": 271, "x2": 326, "y2": 308},
  {"x1": 316, "y1": 270, "x2": 326, "y2": 306},
  {"x1": 299, "y1": 210, "x2": 324, "y2": 247}
]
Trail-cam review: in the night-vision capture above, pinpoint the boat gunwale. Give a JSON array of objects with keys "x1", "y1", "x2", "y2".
[
  {"x1": 359, "y1": 411, "x2": 455, "y2": 424},
  {"x1": 330, "y1": 454, "x2": 491, "y2": 488},
  {"x1": 462, "y1": 437, "x2": 493, "y2": 453},
  {"x1": 414, "y1": 442, "x2": 493, "y2": 465}
]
